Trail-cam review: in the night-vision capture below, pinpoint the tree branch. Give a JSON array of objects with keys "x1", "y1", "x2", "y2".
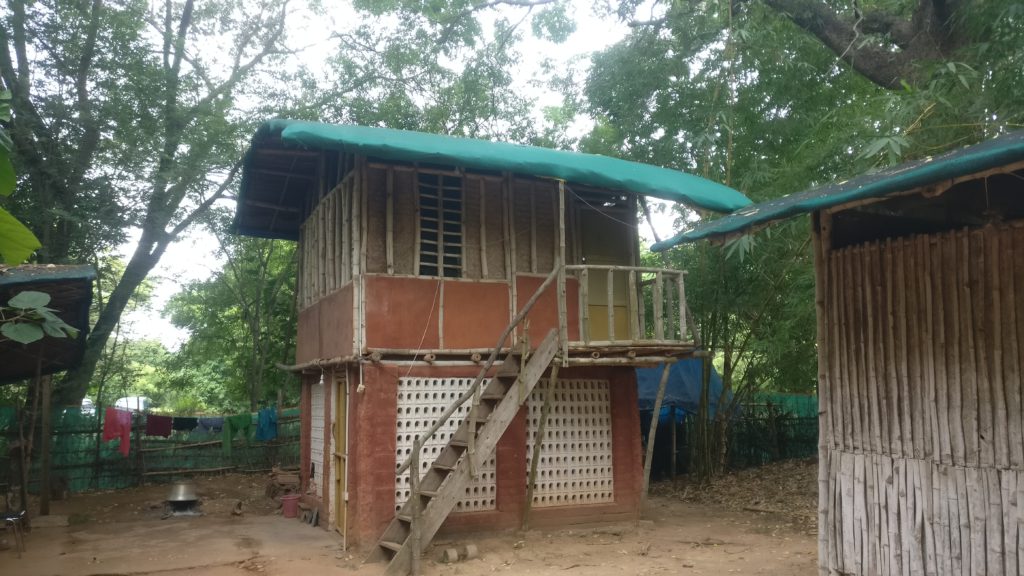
[
  {"x1": 732, "y1": 0, "x2": 958, "y2": 89},
  {"x1": 70, "y1": 0, "x2": 104, "y2": 187}
]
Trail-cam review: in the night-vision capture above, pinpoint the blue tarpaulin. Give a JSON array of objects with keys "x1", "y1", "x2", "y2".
[{"x1": 636, "y1": 358, "x2": 726, "y2": 422}]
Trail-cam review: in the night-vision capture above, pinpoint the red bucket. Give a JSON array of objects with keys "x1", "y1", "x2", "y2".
[{"x1": 280, "y1": 494, "x2": 301, "y2": 518}]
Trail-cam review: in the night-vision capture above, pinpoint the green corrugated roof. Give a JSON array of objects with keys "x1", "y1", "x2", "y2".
[
  {"x1": 0, "y1": 264, "x2": 96, "y2": 286},
  {"x1": 652, "y1": 130, "x2": 1024, "y2": 251},
  {"x1": 245, "y1": 119, "x2": 750, "y2": 212}
]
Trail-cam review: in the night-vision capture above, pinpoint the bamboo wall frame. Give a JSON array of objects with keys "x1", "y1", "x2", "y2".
[{"x1": 817, "y1": 215, "x2": 1024, "y2": 576}]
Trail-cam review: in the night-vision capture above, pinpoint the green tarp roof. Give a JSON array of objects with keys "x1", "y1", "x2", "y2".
[
  {"x1": 244, "y1": 119, "x2": 750, "y2": 212},
  {"x1": 652, "y1": 130, "x2": 1024, "y2": 251}
]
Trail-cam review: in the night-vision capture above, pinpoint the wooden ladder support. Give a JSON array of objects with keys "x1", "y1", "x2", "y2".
[{"x1": 368, "y1": 329, "x2": 560, "y2": 576}]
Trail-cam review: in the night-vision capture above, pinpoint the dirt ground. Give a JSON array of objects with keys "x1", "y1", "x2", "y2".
[{"x1": 0, "y1": 460, "x2": 819, "y2": 575}]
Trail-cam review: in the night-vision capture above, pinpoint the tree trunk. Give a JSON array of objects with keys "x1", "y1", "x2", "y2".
[
  {"x1": 753, "y1": 0, "x2": 966, "y2": 89},
  {"x1": 56, "y1": 242, "x2": 163, "y2": 405}
]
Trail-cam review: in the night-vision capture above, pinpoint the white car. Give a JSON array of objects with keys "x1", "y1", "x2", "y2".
[
  {"x1": 114, "y1": 396, "x2": 152, "y2": 412},
  {"x1": 81, "y1": 398, "x2": 96, "y2": 415}
]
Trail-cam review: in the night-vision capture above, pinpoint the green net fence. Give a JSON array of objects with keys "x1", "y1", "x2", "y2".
[
  {"x1": 641, "y1": 395, "x2": 819, "y2": 480},
  {"x1": 0, "y1": 406, "x2": 300, "y2": 494}
]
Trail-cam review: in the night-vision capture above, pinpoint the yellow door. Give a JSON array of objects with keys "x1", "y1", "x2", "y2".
[{"x1": 578, "y1": 210, "x2": 633, "y2": 341}]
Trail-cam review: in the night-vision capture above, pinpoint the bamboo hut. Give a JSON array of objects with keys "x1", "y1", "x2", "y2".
[
  {"x1": 654, "y1": 131, "x2": 1024, "y2": 576},
  {"x1": 233, "y1": 120, "x2": 749, "y2": 569}
]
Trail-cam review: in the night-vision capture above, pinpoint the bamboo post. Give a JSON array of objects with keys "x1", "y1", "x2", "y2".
[
  {"x1": 39, "y1": 375, "x2": 52, "y2": 516},
  {"x1": 670, "y1": 405, "x2": 677, "y2": 482},
  {"x1": 523, "y1": 363, "x2": 559, "y2": 531},
  {"x1": 628, "y1": 270, "x2": 639, "y2": 340},
  {"x1": 479, "y1": 179, "x2": 488, "y2": 278},
  {"x1": 677, "y1": 272, "x2": 687, "y2": 341},
  {"x1": 557, "y1": 181, "x2": 568, "y2": 363},
  {"x1": 640, "y1": 361, "x2": 673, "y2": 514},
  {"x1": 653, "y1": 271, "x2": 664, "y2": 340},
  {"x1": 664, "y1": 272, "x2": 674, "y2": 339},
  {"x1": 812, "y1": 212, "x2": 831, "y2": 576},
  {"x1": 410, "y1": 437, "x2": 422, "y2": 576},
  {"x1": 581, "y1": 268, "x2": 590, "y2": 343},
  {"x1": 606, "y1": 268, "x2": 615, "y2": 341},
  {"x1": 386, "y1": 168, "x2": 395, "y2": 274},
  {"x1": 530, "y1": 186, "x2": 537, "y2": 273},
  {"x1": 639, "y1": 274, "x2": 648, "y2": 339}
]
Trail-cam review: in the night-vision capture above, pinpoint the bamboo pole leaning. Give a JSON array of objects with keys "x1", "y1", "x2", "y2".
[
  {"x1": 523, "y1": 363, "x2": 559, "y2": 531},
  {"x1": 640, "y1": 361, "x2": 674, "y2": 515}
]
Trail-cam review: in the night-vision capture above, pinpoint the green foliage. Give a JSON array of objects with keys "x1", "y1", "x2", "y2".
[
  {"x1": 0, "y1": 88, "x2": 41, "y2": 264},
  {"x1": 0, "y1": 290, "x2": 79, "y2": 344},
  {"x1": 312, "y1": 1, "x2": 564, "y2": 141},
  {"x1": 0, "y1": 207, "x2": 41, "y2": 264},
  {"x1": 532, "y1": 4, "x2": 576, "y2": 42},
  {"x1": 164, "y1": 219, "x2": 298, "y2": 412}
]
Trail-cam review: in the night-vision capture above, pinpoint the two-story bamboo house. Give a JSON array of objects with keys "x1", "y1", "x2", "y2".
[{"x1": 233, "y1": 120, "x2": 750, "y2": 572}]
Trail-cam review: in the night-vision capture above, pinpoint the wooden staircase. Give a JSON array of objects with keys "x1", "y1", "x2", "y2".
[{"x1": 367, "y1": 328, "x2": 560, "y2": 576}]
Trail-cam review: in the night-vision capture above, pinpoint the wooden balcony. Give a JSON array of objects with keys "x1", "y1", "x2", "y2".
[{"x1": 557, "y1": 264, "x2": 698, "y2": 366}]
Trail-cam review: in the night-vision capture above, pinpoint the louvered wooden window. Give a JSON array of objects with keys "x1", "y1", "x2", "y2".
[{"x1": 417, "y1": 172, "x2": 463, "y2": 278}]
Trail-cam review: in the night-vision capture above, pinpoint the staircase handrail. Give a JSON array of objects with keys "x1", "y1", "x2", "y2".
[{"x1": 395, "y1": 261, "x2": 562, "y2": 476}]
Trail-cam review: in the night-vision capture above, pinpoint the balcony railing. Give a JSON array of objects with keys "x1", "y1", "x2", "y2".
[{"x1": 562, "y1": 264, "x2": 693, "y2": 346}]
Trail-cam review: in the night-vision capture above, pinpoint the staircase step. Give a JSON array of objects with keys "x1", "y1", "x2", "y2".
[
  {"x1": 380, "y1": 540, "x2": 404, "y2": 553},
  {"x1": 370, "y1": 329, "x2": 560, "y2": 576}
]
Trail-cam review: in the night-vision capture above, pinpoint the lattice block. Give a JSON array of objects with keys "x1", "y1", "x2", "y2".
[
  {"x1": 526, "y1": 379, "x2": 614, "y2": 507},
  {"x1": 310, "y1": 380, "x2": 326, "y2": 497},
  {"x1": 395, "y1": 377, "x2": 496, "y2": 513}
]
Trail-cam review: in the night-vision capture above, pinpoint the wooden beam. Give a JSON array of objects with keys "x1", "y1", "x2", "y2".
[
  {"x1": 241, "y1": 199, "x2": 300, "y2": 213},
  {"x1": 251, "y1": 168, "x2": 316, "y2": 180}
]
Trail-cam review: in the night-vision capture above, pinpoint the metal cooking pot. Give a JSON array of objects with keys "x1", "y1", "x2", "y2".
[{"x1": 167, "y1": 481, "x2": 198, "y2": 502}]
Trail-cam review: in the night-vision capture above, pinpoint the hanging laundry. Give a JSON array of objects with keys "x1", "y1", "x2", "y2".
[
  {"x1": 223, "y1": 414, "x2": 254, "y2": 456},
  {"x1": 195, "y1": 416, "x2": 224, "y2": 434},
  {"x1": 144, "y1": 414, "x2": 173, "y2": 438},
  {"x1": 102, "y1": 407, "x2": 132, "y2": 457},
  {"x1": 256, "y1": 407, "x2": 278, "y2": 441},
  {"x1": 171, "y1": 416, "x2": 198, "y2": 432}
]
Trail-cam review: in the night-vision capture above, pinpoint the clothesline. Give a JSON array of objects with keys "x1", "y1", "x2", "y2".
[{"x1": 101, "y1": 406, "x2": 285, "y2": 458}]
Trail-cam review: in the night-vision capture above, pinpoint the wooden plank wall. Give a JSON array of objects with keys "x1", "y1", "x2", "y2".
[{"x1": 819, "y1": 222, "x2": 1024, "y2": 576}]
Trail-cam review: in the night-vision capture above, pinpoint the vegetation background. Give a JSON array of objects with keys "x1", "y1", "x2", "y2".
[{"x1": 0, "y1": 1, "x2": 1020, "y2": 443}]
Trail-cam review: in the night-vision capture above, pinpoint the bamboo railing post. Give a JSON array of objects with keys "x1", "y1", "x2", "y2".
[
  {"x1": 639, "y1": 273, "x2": 648, "y2": 339},
  {"x1": 606, "y1": 268, "x2": 615, "y2": 341},
  {"x1": 665, "y1": 273, "x2": 674, "y2": 339},
  {"x1": 653, "y1": 272, "x2": 665, "y2": 340},
  {"x1": 523, "y1": 363, "x2": 559, "y2": 530},
  {"x1": 640, "y1": 361, "x2": 673, "y2": 515},
  {"x1": 677, "y1": 272, "x2": 688, "y2": 341},
  {"x1": 628, "y1": 270, "x2": 639, "y2": 340},
  {"x1": 410, "y1": 437, "x2": 422, "y2": 576},
  {"x1": 581, "y1": 268, "x2": 590, "y2": 343}
]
